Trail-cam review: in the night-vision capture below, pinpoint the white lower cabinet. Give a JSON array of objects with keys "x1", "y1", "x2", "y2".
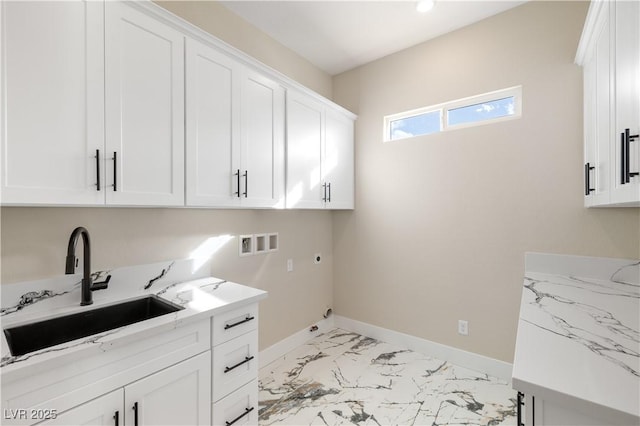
[
  {"x1": 37, "y1": 352, "x2": 211, "y2": 426},
  {"x1": 516, "y1": 393, "x2": 635, "y2": 426},
  {"x1": 211, "y1": 304, "x2": 260, "y2": 425},
  {"x1": 212, "y1": 380, "x2": 259, "y2": 426},
  {"x1": 37, "y1": 390, "x2": 122, "y2": 426},
  {"x1": 124, "y1": 351, "x2": 211, "y2": 426}
]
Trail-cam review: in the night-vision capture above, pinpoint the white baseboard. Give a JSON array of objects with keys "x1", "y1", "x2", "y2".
[
  {"x1": 259, "y1": 315, "x2": 335, "y2": 369},
  {"x1": 333, "y1": 315, "x2": 513, "y2": 381}
]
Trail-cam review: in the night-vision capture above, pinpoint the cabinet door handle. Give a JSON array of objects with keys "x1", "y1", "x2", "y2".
[
  {"x1": 234, "y1": 169, "x2": 241, "y2": 197},
  {"x1": 584, "y1": 163, "x2": 595, "y2": 195},
  {"x1": 628, "y1": 129, "x2": 639, "y2": 180},
  {"x1": 132, "y1": 402, "x2": 138, "y2": 426},
  {"x1": 224, "y1": 355, "x2": 254, "y2": 373},
  {"x1": 224, "y1": 315, "x2": 255, "y2": 330},
  {"x1": 95, "y1": 149, "x2": 101, "y2": 191},
  {"x1": 327, "y1": 182, "x2": 331, "y2": 202},
  {"x1": 225, "y1": 407, "x2": 254, "y2": 426},
  {"x1": 516, "y1": 392, "x2": 524, "y2": 426},
  {"x1": 242, "y1": 170, "x2": 248, "y2": 197},
  {"x1": 112, "y1": 152, "x2": 118, "y2": 191},
  {"x1": 113, "y1": 411, "x2": 119, "y2": 426},
  {"x1": 322, "y1": 183, "x2": 327, "y2": 202}
]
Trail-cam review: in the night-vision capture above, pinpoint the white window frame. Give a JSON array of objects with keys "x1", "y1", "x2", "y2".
[{"x1": 383, "y1": 85, "x2": 522, "y2": 142}]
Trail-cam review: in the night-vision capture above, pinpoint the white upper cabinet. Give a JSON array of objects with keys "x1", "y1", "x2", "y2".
[
  {"x1": 1, "y1": 0, "x2": 354, "y2": 209},
  {"x1": 611, "y1": 0, "x2": 640, "y2": 204},
  {"x1": 105, "y1": 2, "x2": 185, "y2": 206},
  {"x1": 286, "y1": 90, "x2": 355, "y2": 209},
  {"x1": 186, "y1": 39, "x2": 240, "y2": 207},
  {"x1": 1, "y1": 1, "x2": 105, "y2": 205},
  {"x1": 286, "y1": 90, "x2": 324, "y2": 209},
  {"x1": 324, "y1": 109, "x2": 355, "y2": 209},
  {"x1": 186, "y1": 38, "x2": 284, "y2": 208},
  {"x1": 578, "y1": 0, "x2": 640, "y2": 207},
  {"x1": 240, "y1": 69, "x2": 285, "y2": 208}
]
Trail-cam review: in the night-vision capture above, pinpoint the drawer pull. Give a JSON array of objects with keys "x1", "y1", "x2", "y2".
[
  {"x1": 224, "y1": 355, "x2": 254, "y2": 373},
  {"x1": 225, "y1": 407, "x2": 254, "y2": 426},
  {"x1": 224, "y1": 315, "x2": 255, "y2": 330}
]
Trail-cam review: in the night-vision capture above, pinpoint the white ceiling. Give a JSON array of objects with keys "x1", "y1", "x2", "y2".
[{"x1": 220, "y1": 0, "x2": 528, "y2": 75}]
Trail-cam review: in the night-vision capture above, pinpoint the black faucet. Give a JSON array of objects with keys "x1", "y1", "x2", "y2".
[{"x1": 65, "y1": 227, "x2": 109, "y2": 306}]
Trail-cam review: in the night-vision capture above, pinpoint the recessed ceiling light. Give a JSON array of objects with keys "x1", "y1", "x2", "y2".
[{"x1": 416, "y1": 0, "x2": 435, "y2": 13}]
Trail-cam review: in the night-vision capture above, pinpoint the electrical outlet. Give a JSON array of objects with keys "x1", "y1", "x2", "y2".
[
  {"x1": 287, "y1": 259, "x2": 293, "y2": 272},
  {"x1": 458, "y1": 320, "x2": 469, "y2": 336}
]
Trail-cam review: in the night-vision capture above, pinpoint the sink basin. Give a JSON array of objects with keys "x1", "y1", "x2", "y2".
[{"x1": 3, "y1": 295, "x2": 184, "y2": 357}]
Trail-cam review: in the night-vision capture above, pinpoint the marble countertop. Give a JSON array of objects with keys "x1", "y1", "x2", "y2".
[
  {"x1": 0, "y1": 258, "x2": 267, "y2": 381},
  {"x1": 512, "y1": 253, "x2": 639, "y2": 423}
]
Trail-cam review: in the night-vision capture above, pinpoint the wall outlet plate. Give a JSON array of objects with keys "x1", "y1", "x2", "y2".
[{"x1": 458, "y1": 320, "x2": 469, "y2": 336}]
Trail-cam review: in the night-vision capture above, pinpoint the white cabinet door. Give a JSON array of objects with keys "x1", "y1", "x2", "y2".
[
  {"x1": 1, "y1": 1, "x2": 105, "y2": 205},
  {"x1": 324, "y1": 109, "x2": 355, "y2": 209},
  {"x1": 286, "y1": 91, "x2": 324, "y2": 209},
  {"x1": 583, "y1": 1, "x2": 612, "y2": 207},
  {"x1": 37, "y1": 390, "x2": 122, "y2": 426},
  {"x1": 105, "y1": 2, "x2": 185, "y2": 206},
  {"x1": 185, "y1": 43, "x2": 284, "y2": 209},
  {"x1": 611, "y1": 0, "x2": 640, "y2": 204},
  {"x1": 185, "y1": 39, "x2": 240, "y2": 207},
  {"x1": 124, "y1": 351, "x2": 211, "y2": 426},
  {"x1": 240, "y1": 69, "x2": 285, "y2": 208}
]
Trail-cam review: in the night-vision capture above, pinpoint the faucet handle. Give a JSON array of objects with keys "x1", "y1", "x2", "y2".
[{"x1": 91, "y1": 274, "x2": 111, "y2": 291}]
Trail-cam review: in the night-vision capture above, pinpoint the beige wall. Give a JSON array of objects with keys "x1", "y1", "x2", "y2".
[
  {"x1": 331, "y1": 1, "x2": 640, "y2": 363},
  {"x1": 155, "y1": 0, "x2": 333, "y2": 99},
  {"x1": 1, "y1": 208, "x2": 334, "y2": 350}
]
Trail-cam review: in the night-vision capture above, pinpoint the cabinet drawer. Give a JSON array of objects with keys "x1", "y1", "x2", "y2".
[
  {"x1": 212, "y1": 379, "x2": 258, "y2": 426},
  {"x1": 212, "y1": 330, "x2": 258, "y2": 402},
  {"x1": 212, "y1": 303, "x2": 258, "y2": 346}
]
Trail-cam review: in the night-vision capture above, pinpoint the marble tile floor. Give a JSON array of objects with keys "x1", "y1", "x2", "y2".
[{"x1": 258, "y1": 329, "x2": 517, "y2": 426}]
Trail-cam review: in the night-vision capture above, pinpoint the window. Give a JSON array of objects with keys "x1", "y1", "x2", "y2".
[
  {"x1": 383, "y1": 86, "x2": 522, "y2": 142},
  {"x1": 389, "y1": 110, "x2": 441, "y2": 140}
]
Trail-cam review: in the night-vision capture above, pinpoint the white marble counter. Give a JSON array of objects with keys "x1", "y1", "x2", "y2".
[
  {"x1": 0, "y1": 259, "x2": 267, "y2": 381},
  {"x1": 512, "y1": 253, "x2": 639, "y2": 423}
]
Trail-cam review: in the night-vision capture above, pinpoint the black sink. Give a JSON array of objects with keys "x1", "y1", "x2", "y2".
[{"x1": 3, "y1": 295, "x2": 184, "y2": 357}]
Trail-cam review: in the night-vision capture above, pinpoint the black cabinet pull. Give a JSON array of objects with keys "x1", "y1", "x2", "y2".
[
  {"x1": 242, "y1": 170, "x2": 248, "y2": 197},
  {"x1": 628, "y1": 129, "x2": 639, "y2": 180},
  {"x1": 327, "y1": 182, "x2": 331, "y2": 202},
  {"x1": 133, "y1": 402, "x2": 138, "y2": 426},
  {"x1": 225, "y1": 407, "x2": 254, "y2": 426},
  {"x1": 113, "y1": 411, "x2": 119, "y2": 426},
  {"x1": 224, "y1": 315, "x2": 255, "y2": 330},
  {"x1": 95, "y1": 149, "x2": 101, "y2": 191},
  {"x1": 621, "y1": 132, "x2": 626, "y2": 184},
  {"x1": 584, "y1": 163, "x2": 595, "y2": 195},
  {"x1": 322, "y1": 183, "x2": 327, "y2": 202},
  {"x1": 112, "y1": 152, "x2": 118, "y2": 191},
  {"x1": 224, "y1": 355, "x2": 254, "y2": 373},
  {"x1": 234, "y1": 169, "x2": 241, "y2": 197},
  {"x1": 517, "y1": 392, "x2": 524, "y2": 426}
]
